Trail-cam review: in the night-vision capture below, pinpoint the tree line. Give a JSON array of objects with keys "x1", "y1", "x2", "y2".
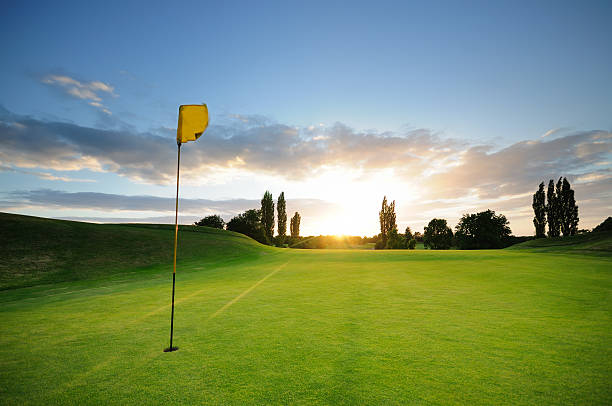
[
  {"x1": 374, "y1": 177, "x2": 583, "y2": 250},
  {"x1": 194, "y1": 177, "x2": 590, "y2": 250},
  {"x1": 532, "y1": 177, "x2": 579, "y2": 238},
  {"x1": 376, "y1": 196, "x2": 514, "y2": 250},
  {"x1": 194, "y1": 191, "x2": 301, "y2": 246}
]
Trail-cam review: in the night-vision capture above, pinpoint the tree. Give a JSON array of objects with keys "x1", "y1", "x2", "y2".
[
  {"x1": 407, "y1": 239, "x2": 416, "y2": 249},
  {"x1": 260, "y1": 191, "x2": 275, "y2": 243},
  {"x1": 277, "y1": 192, "x2": 287, "y2": 239},
  {"x1": 559, "y1": 177, "x2": 579, "y2": 236},
  {"x1": 194, "y1": 214, "x2": 225, "y2": 229},
  {"x1": 226, "y1": 209, "x2": 267, "y2": 244},
  {"x1": 555, "y1": 177, "x2": 564, "y2": 234},
  {"x1": 532, "y1": 182, "x2": 546, "y2": 238},
  {"x1": 423, "y1": 218, "x2": 453, "y2": 249},
  {"x1": 543, "y1": 177, "x2": 579, "y2": 238},
  {"x1": 385, "y1": 227, "x2": 404, "y2": 249},
  {"x1": 378, "y1": 196, "x2": 397, "y2": 248},
  {"x1": 454, "y1": 210, "x2": 512, "y2": 249},
  {"x1": 290, "y1": 211, "x2": 301, "y2": 237},
  {"x1": 404, "y1": 226, "x2": 413, "y2": 241},
  {"x1": 379, "y1": 197, "x2": 388, "y2": 246},
  {"x1": 592, "y1": 217, "x2": 612, "y2": 233},
  {"x1": 413, "y1": 231, "x2": 423, "y2": 242},
  {"x1": 546, "y1": 179, "x2": 560, "y2": 237}
]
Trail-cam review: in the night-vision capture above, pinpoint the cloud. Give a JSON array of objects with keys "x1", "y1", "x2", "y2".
[
  {"x1": 41, "y1": 74, "x2": 116, "y2": 115},
  {"x1": 541, "y1": 127, "x2": 570, "y2": 138},
  {"x1": 3, "y1": 189, "x2": 255, "y2": 213},
  {"x1": 0, "y1": 165, "x2": 96, "y2": 183},
  {"x1": 0, "y1": 109, "x2": 172, "y2": 181},
  {"x1": 424, "y1": 131, "x2": 612, "y2": 200},
  {"x1": 0, "y1": 106, "x2": 610, "y2": 234},
  {"x1": 1, "y1": 189, "x2": 340, "y2": 227},
  {"x1": 0, "y1": 108, "x2": 459, "y2": 184}
]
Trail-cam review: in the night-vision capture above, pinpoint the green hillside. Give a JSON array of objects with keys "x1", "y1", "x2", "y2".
[
  {"x1": 507, "y1": 230, "x2": 612, "y2": 253},
  {"x1": 0, "y1": 212, "x2": 269, "y2": 290},
  {"x1": 0, "y1": 214, "x2": 611, "y2": 404}
]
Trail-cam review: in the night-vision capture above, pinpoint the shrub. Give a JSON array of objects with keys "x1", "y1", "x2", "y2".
[
  {"x1": 385, "y1": 227, "x2": 404, "y2": 249},
  {"x1": 374, "y1": 240, "x2": 386, "y2": 250},
  {"x1": 226, "y1": 209, "x2": 268, "y2": 244},
  {"x1": 194, "y1": 215, "x2": 225, "y2": 229}
]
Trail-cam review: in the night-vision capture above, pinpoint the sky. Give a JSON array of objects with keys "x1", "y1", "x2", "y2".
[{"x1": 1, "y1": 0, "x2": 611, "y2": 236}]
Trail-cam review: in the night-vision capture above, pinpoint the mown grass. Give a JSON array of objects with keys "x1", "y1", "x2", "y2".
[
  {"x1": 0, "y1": 214, "x2": 611, "y2": 405},
  {"x1": 0, "y1": 212, "x2": 268, "y2": 290},
  {"x1": 507, "y1": 230, "x2": 612, "y2": 253}
]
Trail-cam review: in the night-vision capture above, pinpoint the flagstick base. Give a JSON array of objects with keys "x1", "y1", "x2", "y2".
[{"x1": 163, "y1": 346, "x2": 179, "y2": 352}]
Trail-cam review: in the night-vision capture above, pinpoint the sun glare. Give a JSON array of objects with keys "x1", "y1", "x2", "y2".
[{"x1": 298, "y1": 168, "x2": 421, "y2": 236}]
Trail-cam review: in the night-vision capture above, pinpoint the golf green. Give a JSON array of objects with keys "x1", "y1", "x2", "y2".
[{"x1": 0, "y1": 216, "x2": 611, "y2": 404}]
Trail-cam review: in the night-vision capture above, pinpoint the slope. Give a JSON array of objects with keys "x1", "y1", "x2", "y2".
[
  {"x1": 0, "y1": 212, "x2": 269, "y2": 290},
  {"x1": 506, "y1": 230, "x2": 612, "y2": 253}
]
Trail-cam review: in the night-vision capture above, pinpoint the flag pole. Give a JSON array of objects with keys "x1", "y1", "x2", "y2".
[
  {"x1": 164, "y1": 141, "x2": 181, "y2": 352},
  {"x1": 163, "y1": 103, "x2": 207, "y2": 353}
]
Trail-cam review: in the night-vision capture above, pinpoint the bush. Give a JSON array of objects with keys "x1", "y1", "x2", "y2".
[
  {"x1": 226, "y1": 209, "x2": 269, "y2": 244},
  {"x1": 274, "y1": 235, "x2": 287, "y2": 247},
  {"x1": 407, "y1": 239, "x2": 416, "y2": 249},
  {"x1": 194, "y1": 215, "x2": 225, "y2": 229},
  {"x1": 385, "y1": 227, "x2": 404, "y2": 249}
]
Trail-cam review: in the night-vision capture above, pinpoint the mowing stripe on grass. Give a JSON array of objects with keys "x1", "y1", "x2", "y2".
[
  {"x1": 208, "y1": 261, "x2": 289, "y2": 320},
  {"x1": 141, "y1": 285, "x2": 213, "y2": 321},
  {"x1": 57, "y1": 261, "x2": 290, "y2": 394}
]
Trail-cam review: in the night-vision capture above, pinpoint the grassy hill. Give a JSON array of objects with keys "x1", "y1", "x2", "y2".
[
  {"x1": 507, "y1": 230, "x2": 612, "y2": 253},
  {"x1": 0, "y1": 213, "x2": 610, "y2": 404},
  {"x1": 0, "y1": 212, "x2": 269, "y2": 290}
]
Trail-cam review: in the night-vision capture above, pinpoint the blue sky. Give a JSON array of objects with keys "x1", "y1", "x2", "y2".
[{"x1": 1, "y1": 1, "x2": 611, "y2": 235}]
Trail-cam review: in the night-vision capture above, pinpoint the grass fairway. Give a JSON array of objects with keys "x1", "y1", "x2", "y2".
[{"x1": 1, "y1": 216, "x2": 611, "y2": 404}]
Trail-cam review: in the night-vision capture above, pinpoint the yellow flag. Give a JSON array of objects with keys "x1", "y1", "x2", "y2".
[{"x1": 177, "y1": 104, "x2": 208, "y2": 143}]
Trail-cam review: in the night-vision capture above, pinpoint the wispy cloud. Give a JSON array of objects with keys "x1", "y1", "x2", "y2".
[
  {"x1": 1, "y1": 189, "x2": 339, "y2": 225},
  {"x1": 0, "y1": 165, "x2": 96, "y2": 183},
  {"x1": 541, "y1": 127, "x2": 575, "y2": 139},
  {"x1": 41, "y1": 74, "x2": 116, "y2": 115}
]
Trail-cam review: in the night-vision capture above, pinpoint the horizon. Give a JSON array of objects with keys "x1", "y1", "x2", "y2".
[{"x1": 1, "y1": 1, "x2": 611, "y2": 236}]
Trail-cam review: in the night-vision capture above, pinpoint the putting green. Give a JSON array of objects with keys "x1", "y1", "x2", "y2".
[{"x1": 0, "y1": 216, "x2": 611, "y2": 404}]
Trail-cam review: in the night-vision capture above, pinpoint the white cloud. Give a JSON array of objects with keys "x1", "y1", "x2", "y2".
[
  {"x1": 41, "y1": 74, "x2": 116, "y2": 114},
  {"x1": 0, "y1": 165, "x2": 96, "y2": 183}
]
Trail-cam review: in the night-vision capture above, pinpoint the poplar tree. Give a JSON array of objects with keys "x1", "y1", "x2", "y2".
[
  {"x1": 260, "y1": 191, "x2": 275, "y2": 243},
  {"x1": 379, "y1": 196, "x2": 388, "y2": 245},
  {"x1": 388, "y1": 200, "x2": 397, "y2": 234},
  {"x1": 277, "y1": 192, "x2": 287, "y2": 238},
  {"x1": 532, "y1": 182, "x2": 546, "y2": 238},
  {"x1": 559, "y1": 177, "x2": 579, "y2": 236},
  {"x1": 290, "y1": 212, "x2": 301, "y2": 237},
  {"x1": 378, "y1": 196, "x2": 397, "y2": 247},
  {"x1": 546, "y1": 179, "x2": 560, "y2": 237},
  {"x1": 543, "y1": 177, "x2": 579, "y2": 238}
]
